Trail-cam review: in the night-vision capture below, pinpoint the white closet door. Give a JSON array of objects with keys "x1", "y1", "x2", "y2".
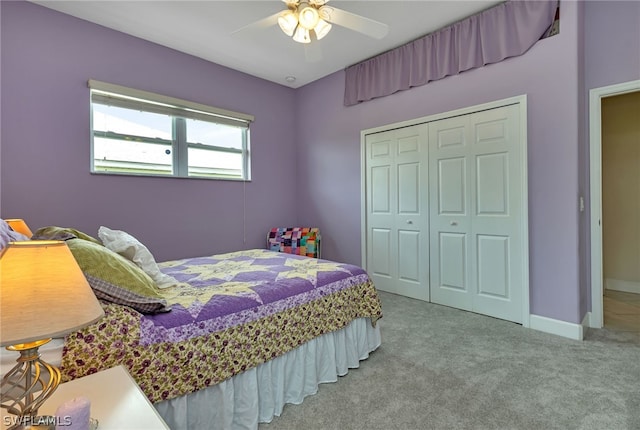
[
  {"x1": 428, "y1": 115, "x2": 474, "y2": 311},
  {"x1": 365, "y1": 124, "x2": 429, "y2": 301},
  {"x1": 429, "y1": 104, "x2": 523, "y2": 323}
]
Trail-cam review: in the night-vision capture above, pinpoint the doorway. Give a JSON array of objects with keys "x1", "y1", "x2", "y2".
[{"x1": 589, "y1": 80, "x2": 640, "y2": 331}]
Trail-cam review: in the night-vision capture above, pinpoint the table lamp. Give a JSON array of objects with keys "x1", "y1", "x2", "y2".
[
  {"x1": 0, "y1": 241, "x2": 104, "y2": 430},
  {"x1": 4, "y1": 219, "x2": 33, "y2": 238}
]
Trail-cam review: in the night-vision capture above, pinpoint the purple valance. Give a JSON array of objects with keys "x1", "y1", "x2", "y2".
[{"x1": 344, "y1": 0, "x2": 558, "y2": 106}]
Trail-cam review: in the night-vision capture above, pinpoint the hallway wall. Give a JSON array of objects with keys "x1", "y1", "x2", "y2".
[{"x1": 602, "y1": 91, "x2": 640, "y2": 293}]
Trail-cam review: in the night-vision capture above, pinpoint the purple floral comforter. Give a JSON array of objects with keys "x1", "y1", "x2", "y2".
[{"x1": 61, "y1": 249, "x2": 382, "y2": 403}]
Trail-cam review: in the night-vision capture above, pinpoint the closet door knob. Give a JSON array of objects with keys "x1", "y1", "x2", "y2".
[
  {"x1": 407, "y1": 220, "x2": 413, "y2": 224},
  {"x1": 450, "y1": 221, "x2": 458, "y2": 226}
]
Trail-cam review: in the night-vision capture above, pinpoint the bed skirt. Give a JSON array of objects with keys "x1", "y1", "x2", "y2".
[{"x1": 154, "y1": 317, "x2": 382, "y2": 430}]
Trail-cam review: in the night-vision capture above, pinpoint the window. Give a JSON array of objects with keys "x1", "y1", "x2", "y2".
[{"x1": 89, "y1": 80, "x2": 254, "y2": 180}]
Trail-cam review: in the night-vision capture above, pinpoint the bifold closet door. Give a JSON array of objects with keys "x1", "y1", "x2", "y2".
[
  {"x1": 365, "y1": 125, "x2": 429, "y2": 301},
  {"x1": 429, "y1": 104, "x2": 524, "y2": 323}
]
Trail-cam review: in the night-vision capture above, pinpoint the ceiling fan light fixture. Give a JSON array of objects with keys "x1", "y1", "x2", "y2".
[
  {"x1": 292, "y1": 25, "x2": 311, "y2": 44},
  {"x1": 298, "y1": 5, "x2": 319, "y2": 30},
  {"x1": 313, "y1": 18, "x2": 332, "y2": 40},
  {"x1": 278, "y1": 10, "x2": 298, "y2": 37}
]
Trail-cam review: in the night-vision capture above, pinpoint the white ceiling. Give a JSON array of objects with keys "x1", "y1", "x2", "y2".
[{"x1": 31, "y1": 0, "x2": 502, "y2": 88}]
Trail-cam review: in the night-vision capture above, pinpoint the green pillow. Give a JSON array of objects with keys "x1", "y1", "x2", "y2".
[
  {"x1": 32, "y1": 226, "x2": 103, "y2": 245},
  {"x1": 66, "y1": 238, "x2": 170, "y2": 314}
]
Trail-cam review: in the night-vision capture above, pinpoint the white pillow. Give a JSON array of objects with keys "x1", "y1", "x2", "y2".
[{"x1": 98, "y1": 226, "x2": 178, "y2": 289}]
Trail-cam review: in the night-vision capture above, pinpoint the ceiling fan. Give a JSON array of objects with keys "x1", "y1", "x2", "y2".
[{"x1": 232, "y1": 0, "x2": 389, "y2": 60}]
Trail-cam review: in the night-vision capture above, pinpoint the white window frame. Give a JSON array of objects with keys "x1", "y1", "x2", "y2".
[{"x1": 88, "y1": 79, "x2": 254, "y2": 181}]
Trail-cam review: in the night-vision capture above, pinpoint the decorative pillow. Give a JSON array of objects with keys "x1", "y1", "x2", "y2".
[
  {"x1": 0, "y1": 219, "x2": 30, "y2": 250},
  {"x1": 32, "y1": 226, "x2": 102, "y2": 245},
  {"x1": 65, "y1": 238, "x2": 171, "y2": 314},
  {"x1": 98, "y1": 226, "x2": 178, "y2": 289}
]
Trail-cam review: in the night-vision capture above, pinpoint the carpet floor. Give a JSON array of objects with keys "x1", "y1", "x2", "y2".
[{"x1": 260, "y1": 291, "x2": 640, "y2": 430}]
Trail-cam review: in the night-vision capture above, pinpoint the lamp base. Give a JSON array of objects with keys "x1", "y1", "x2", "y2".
[{"x1": 1, "y1": 341, "x2": 61, "y2": 430}]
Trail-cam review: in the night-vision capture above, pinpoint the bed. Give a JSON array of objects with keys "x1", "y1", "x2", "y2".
[{"x1": 2, "y1": 224, "x2": 383, "y2": 430}]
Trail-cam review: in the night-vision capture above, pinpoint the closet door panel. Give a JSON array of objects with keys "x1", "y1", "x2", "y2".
[
  {"x1": 371, "y1": 165, "x2": 391, "y2": 213},
  {"x1": 438, "y1": 157, "x2": 467, "y2": 215},
  {"x1": 365, "y1": 125, "x2": 429, "y2": 301},
  {"x1": 398, "y1": 230, "x2": 421, "y2": 283},
  {"x1": 429, "y1": 116, "x2": 473, "y2": 311},
  {"x1": 398, "y1": 162, "x2": 420, "y2": 214},
  {"x1": 470, "y1": 104, "x2": 523, "y2": 323},
  {"x1": 429, "y1": 104, "x2": 523, "y2": 323},
  {"x1": 476, "y1": 153, "x2": 508, "y2": 215},
  {"x1": 438, "y1": 232, "x2": 467, "y2": 291},
  {"x1": 366, "y1": 134, "x2": 396, "y2": 295},
  {"x1": 370, "y1": 228, "x2": 392, "y2": 278}
]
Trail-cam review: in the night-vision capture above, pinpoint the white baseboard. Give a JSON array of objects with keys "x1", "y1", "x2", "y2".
[
  {"x1": 529, "y1": 314, "x2": 584, "y2": 341},
  {"x1": 581, "y1": 311, "x2": 592, "y2": 332},
  {"x1": 605, "y1": 278, "x2": 640, "y2": 295}
]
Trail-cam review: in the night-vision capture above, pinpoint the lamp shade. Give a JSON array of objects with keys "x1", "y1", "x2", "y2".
[
  {"x1": 298, "y1": 5, "x2": 319, "y2": 30},
  {"x1": 278, "y1": 10, "x2": 298, "y2": 37},
  {"x1": 5, "y1": 218, "x2": 33, "y2": 238},
  {"x1": 314, "y1": 18, "x2": 332, "y2": 40},
  {"x1": 293, "y1": 26, "x2": 311, "y2": 44},
  {"x1": 0, "y1": 241, "x2": 104, "y2": 347}
]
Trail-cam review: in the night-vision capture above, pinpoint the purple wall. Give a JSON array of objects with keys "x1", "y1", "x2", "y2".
[
  {"x1": 1, "y1": 1, "x2": 297, "y2": 262},
  {"x1": 295, "y1": 1, "x2": 583, "y2": 323},
  {"x1": 584, "y1": 1, "x2": 640, "y2": 91}
]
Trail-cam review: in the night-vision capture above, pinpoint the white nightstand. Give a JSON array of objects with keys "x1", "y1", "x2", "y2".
[{"x1": 1, "y1": 365, "x2": 169, "y2": 430}]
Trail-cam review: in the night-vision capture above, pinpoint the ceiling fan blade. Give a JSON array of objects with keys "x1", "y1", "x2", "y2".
[
  {"x1": 320, "y1": 6, "x2": 388, "y2": 39},
  {"x1": 230, "y1": 12, "x2": 280, "y2": 38},
  {"x1": 304, "y1": 42, "x2": 323, "y2": 63}
]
